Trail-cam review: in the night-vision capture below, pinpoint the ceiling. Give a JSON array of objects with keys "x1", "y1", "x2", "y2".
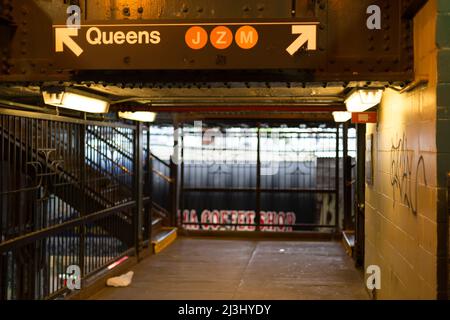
[{"x1": 0, "y1": 79, "x2": 404, "y2": 124}]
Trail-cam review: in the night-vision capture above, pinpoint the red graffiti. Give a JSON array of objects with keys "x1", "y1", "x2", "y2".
[{"x1": 179, "y1": 209, "x2": 296, "y2": 232}]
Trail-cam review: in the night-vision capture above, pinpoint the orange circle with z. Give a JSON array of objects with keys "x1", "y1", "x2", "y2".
[
  {"x1": 210, "y1": 26, "x2": 233, "y2": 49},
  {"x1": 235, "y1": 26, "x2": 258, "y2": 49},
  {"x1": 185, "y1": 26, "x2": 208, "y2": 50}
]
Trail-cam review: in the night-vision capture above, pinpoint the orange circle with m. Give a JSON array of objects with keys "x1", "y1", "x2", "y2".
[
  {"x1": 185, "y1": 26, "x2": 208, "y2": 50},
  {"x1": 235, "y1": 26, "x2": 258, "y2": 49},
  {"x1": 210, "y1": 26, "x2": 233, "y2": 50}
]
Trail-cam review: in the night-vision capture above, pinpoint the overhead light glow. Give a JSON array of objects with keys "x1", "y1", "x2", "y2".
[
  {"x1": 332, "y1": 111, "x2": 352, "y2": 123},
  {"x1": 118, "y1": 111, "x2": 157, "y2": 123},
  {"x1": 345, "y1": 89, "x2": 383, "y2": 112},
  {"x1": 42, "y1": 90, "x2": 110, "y2": 113}
]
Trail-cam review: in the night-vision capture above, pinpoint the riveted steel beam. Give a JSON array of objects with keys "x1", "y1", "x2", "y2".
[
  {"x1": 402, "y1": 0, "x2": 428, "y2": 19},
  {"x1": 0, "y1": 0, "x2": 414, "y2": 84}
]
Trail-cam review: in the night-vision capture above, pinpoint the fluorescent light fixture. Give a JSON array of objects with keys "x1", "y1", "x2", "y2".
[
  {"x1": 332, "y1": 111, "x2": 352, "y2": 123},
  {"x1": 345, "y1": 89, "x2": 383, "y2": 112},
  {"x1": 118, "y1": 111, "x2": 157, "y2": 123},
  {"x1": 42, "y1": 90, "x2": 110, "y2": 113},
  {"x1": 42, "y1": 91, "x2": 64, "y2": 106}
]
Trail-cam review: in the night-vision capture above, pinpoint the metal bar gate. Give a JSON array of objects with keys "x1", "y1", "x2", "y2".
[
  {"x1": 0, "y1": 108, "x2": 161, "y2": 300},
  {"x1": 0, "y1": 110, "x2": 354, "y2": 299},
  {"x1": 176, "y1": 122, "x2": 345, "y2": 233}
]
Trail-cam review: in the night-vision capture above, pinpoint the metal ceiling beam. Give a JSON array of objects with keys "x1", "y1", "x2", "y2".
[
  {"x1": 175, "y1": 113, "x2": 335, "y2": 123},
  {"x1": 402, "y1": 0, "x2": 428, "y2": 19},
  {"x1": 112, "y1": 104, "x2": 345, "y2": 113},
  {"x1": 0, "y1": 0, "x2": 414, "y2": 83}
]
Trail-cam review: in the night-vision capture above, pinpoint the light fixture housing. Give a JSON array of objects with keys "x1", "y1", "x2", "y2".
[
  {"x1": 332, "y1": 111, "x2": 352, "y2": 123},
  {"x1": 345, "y1": 89, "x2": 383, "y2": 112},
  {"x1": 118, "y1": 111, "x2": 157, "y2": 123},
  {"x1": 42, "y1": 89, "x2": 110, "y2": 113}
]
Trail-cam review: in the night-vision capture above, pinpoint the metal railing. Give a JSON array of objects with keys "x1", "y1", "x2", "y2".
[
  {"x1": 178, "y1": 123, "x2": 347, "y2": 232},
  {"x1": 0, "y1": 108, "x2": 167, "y2": 300}
]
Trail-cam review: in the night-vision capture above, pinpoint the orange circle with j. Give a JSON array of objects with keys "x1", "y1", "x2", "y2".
[
  {"x1": 210, "y1": 26, "x2": 233, "y2": 50},
  {"x1": 235, "y1": 26, "x2": 258, "y2": 49},
  {"x1": 185, "y1": 26, "x2": 208, "y2": 50}
]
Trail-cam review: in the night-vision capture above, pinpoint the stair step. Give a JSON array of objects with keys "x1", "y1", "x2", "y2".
[
  {"x1": 342, "y1": 230, "x2": 355, "y2": 257},
  {"x1": 151, "y1": 227, "x2": 177, "y2": 254}
]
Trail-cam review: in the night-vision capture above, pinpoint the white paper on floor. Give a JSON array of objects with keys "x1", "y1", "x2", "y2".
[{"x1": 106, "y1": 271, "x2": 134, "y2": 287}]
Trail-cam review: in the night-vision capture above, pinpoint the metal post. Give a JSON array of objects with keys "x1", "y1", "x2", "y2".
[
  {"x1": 443, "y1": 172, "x2": 450, "y2": 300},
  {"x1": 335, "y1": 124, "x2": 340, "y2": 234},
  {"x1": 170, "y1": 122, "x2": 179, "y2": 227},
  {"x1": 0, "y1": 251, "x2": 3, "y2": 299},
  {"x1": 170, "y1": 161, "x2": 176, "y2": 227},
  {"x1": 0, "y1": 129, "x2": 4, "y2": 298},
  {"x1": 78, "y1": 123, "x2": 86, "y2": 278},
  {"x1": 179, "y1": 123, "x2": 185, "y2": 227},
  {"x1": 144, "y1": 126, "x2": 152, "y2": 243},
  {"x1": 355, "y1": 124, "x2": 366, "y2": 267},
  {"x1": 133, "y1": 122, "x2": 144, "y2": 260},
  {"x1": 343, "y1": 122, "x2": 350, "y2": 230},
  {"x1": 255, "y1": 124, "x2": 261, "y2": 232},
  {"x1": 0, "y1": 253, "x2": 4, "y2": 300}
]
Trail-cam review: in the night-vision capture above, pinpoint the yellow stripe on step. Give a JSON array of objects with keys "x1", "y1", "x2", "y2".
[{"x1": 152, "y1": 227, "x2": 177, "y2": 254}]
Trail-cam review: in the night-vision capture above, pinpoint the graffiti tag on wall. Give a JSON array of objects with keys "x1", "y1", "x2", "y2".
[{"x1": 390, "y1": 133, "x2": 427, "y2": 214}]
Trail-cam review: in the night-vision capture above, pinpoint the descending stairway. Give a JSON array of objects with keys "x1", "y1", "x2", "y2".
[
  {"x1": 0, "y1": 115, "x2": 179, "y2": 301},
  {"x1": 0, "y1": 122, "x2": 134, "y2": 246},
  {"x1": 1, "y1": 118, "x2": 177, "y2": 253}
]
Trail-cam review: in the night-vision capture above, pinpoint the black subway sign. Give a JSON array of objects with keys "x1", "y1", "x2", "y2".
[{"x1": 53, "y1": 19, "x2": 322, "y2": 70}]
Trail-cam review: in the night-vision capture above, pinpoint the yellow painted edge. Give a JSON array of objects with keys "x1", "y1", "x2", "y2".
[
  {"x1": 153, "y1": 228, "x2": 177, "y2": 254},
  {"x1": 341, "y1": 231, "x2": 354, "y2": 257}
]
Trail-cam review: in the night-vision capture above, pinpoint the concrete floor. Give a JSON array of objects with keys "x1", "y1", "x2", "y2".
[{"x1": 90, "y1": 237, "x2": 369, "y2": 300}]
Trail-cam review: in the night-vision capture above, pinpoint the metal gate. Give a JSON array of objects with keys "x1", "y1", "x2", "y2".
[
  {"x1": 176, "y1": 122, "x2": 343, "y2": 233},
  {"x1": 0, "y1": 108, "x2": 159, "y2": 300}
]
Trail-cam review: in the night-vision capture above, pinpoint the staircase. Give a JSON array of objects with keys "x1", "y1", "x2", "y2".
[
  {"x1": 0, "y1": 121, "x2": 134, "y2": 246},
  {"x1": 0, "y1": 117, "x2": 177, "y2": 254},
  {"x1": 0, "y1": 113, "x2": 180, "y2": 300}
]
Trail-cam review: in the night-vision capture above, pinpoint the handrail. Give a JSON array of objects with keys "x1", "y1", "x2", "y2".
[
  {"x1": 0, "y1": 112, "x2": 158, "y2": 300},
  {"x1": 152, "y1": 201, "x2": 169, "y2": 219},
  {"x1": 86, "y1": 127, "x2": 133, "y2": 160},
  {"x1": 0, "y1": 123, "x2": 133, "y2": 225},
  {"x1": 0, "y1": 201, "x2": 136, "y2": 253},
  {"x1": 151, "y1": 152, "x2": 170, "y2": 168},
  {"x1": 85, "y1": 143, "x2": 132, "y2": 174},
  {"x1": 153, "y1": 168, "x2": 173, "y2": 184},
  {"x1": 0, "y1": 107, "x2": 136, "y2": 128},
  {"x1": 112, "y1": 127, "x2": 134, "y2": 141}
]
